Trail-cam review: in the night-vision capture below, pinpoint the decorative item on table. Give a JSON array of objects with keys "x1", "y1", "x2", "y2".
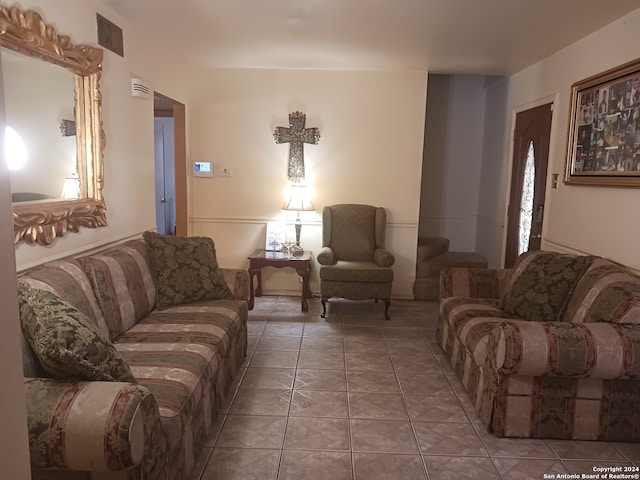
[
  {"x1": 265, "y1": 221, "x2": 286, "y2": 251},
  {"x1": 282, "y1": 184, "x2": 314, "y2": 256},
  {"x1": 281, "y1": 241, "x2": 296, "y2": 256}
]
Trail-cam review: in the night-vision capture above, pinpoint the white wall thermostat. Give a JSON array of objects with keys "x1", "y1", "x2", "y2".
[{"x1": 193, "y1": 161, "x2": 213, "y2": 177}]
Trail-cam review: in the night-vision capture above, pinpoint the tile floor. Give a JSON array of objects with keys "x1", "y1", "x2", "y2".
[{"x1": 189, "y1": 296, "x2": 640, "y2": 480}]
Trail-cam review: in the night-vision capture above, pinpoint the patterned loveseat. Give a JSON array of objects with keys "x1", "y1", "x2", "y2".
[
  {"x1": 17, "y1": 234, "x2": 249, "y2": 480},
  {"x1": 438, "y1": 250, "x2": 640, "y2": 441}
]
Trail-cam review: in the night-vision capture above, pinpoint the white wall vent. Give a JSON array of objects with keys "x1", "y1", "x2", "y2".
[{"x1": 131, "y1": 77, "x2": 151, "y2": 99}]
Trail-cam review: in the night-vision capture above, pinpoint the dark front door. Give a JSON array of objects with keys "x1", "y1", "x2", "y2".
[{"x1": 504, "y1": 103, "x2": 553, "y2": 268}]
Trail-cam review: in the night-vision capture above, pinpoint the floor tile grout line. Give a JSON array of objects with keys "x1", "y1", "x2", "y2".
[
  {"x1": 610, "y1": 442, "x2": 637, "y2": 465},
  {"x1": 340, "y1": 325, "x2": 359, "y2": 480},
  {"x1": 344, "y1": 325, "x2": 358, "y2": 480},
  {"x1": 273, "y1": 318, "x2": 302, "y2": 480},
  {"x1": 404, "y1": 387, "x2": 435, "y2": 480},
  {"x1": 192, "y1": 446, "x2": 213, "y2": 480}
]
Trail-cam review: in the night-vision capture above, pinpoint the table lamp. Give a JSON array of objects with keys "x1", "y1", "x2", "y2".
[
  {"x1": 61, "y1": 172, "x2": 80, "y2": 200},
  {"x1": 282, "y1": 184, "x2": 314, "y2": 254}
]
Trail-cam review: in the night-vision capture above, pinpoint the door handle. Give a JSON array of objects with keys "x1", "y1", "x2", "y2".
[
  {"x1": 535, "y1": 204, "x2": 544, "y2": 223},
  {"x1": 160, "y1": 198, "x2": 168, "y2": 204},
  {"x1": 530, "y1": 234, "x2": 542, "y2": 239}
]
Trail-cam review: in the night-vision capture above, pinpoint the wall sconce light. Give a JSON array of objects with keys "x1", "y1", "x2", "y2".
[
  {"x1": 5, "y1": 126, "x2": 27, "y2": 171},
  {"x1": 282, "y1": 184, "x2": 314, "y2": 254},
  {"x1": 61, "y1": 173, "x2": 80, "y2": 200}
]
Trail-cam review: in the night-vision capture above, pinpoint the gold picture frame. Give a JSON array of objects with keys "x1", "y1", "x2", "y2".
[
  {"x1": 0, "y1": 5, "x2": 106, "y2": 245},
  {"x1": 564, "y1": 57, "x2": 640, "y2": 187}
]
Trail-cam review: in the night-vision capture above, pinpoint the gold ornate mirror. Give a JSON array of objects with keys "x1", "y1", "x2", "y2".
[{"x1": 0, "y1": 5, "x2": 106, "y2": 246}]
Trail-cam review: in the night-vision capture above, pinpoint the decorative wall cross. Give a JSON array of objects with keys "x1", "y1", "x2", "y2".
[{"x1": 273, "y1": 111, "x2": 320, "y2": 182}]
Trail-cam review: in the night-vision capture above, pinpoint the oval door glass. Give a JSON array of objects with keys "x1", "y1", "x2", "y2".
[{"x1": 518, "y1": 141, "x2": 535, "y2": 255}]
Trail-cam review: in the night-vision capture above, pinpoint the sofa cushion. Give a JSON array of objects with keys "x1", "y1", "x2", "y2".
[
  {"x1": 143, "y1": 232, "x2": 233, "y2": 309},
  {"x1": 499, "y1": 251, "x2": 594, "y2": 322},
  {"x1": 319, "y1": 261, "x2": 393, "y2": 283},
  {"x1": 114, "y1": 300, "x2": 248, "y2": 448},
  {"x1": 114, "y1": 298, "x2": 247, "y2": 476},
  {"x1": 115, "y1": 341, "x2": 217, "y2": 445},
  {"x1": 18, "y1": 282, "x2": 136, "y2": 382},
  {"x1": 115, "y1": 299, "x2": 247, "y2": 356},
  {"x1": 563, "y1": 259, "x2": 640, "y2": 324},
  {"x1": 18, "y1": 259, "x2": 109, "y2": 336},
  {"x1": 81, "y1": 239, "x2": 157, "y2": 340}
]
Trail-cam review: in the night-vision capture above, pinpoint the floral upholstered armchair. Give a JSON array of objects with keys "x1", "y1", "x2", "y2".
[{"x1": 317, "y1": 204, "x2": 395, "y2": 319}]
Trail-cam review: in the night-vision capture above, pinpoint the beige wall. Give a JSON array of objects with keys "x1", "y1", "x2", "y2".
[
  {"x1": 7, "y1": 4, "x2": 639, "y2": 283},
  {"x1": 0, "y1": 48, "x2": 32, "y2": 479},
  {"x1": 11, "y1": 0, "x2": 194, "y2": 271},
  {"x1": 508, "y1": 8, "x2": 640, "y2": 270},
  {"x1": 187, "y1": 69, "x2": 427, "y2": 298},
  {"x1": 9, "y1": 1, "x2": 426, "y2": 301}
]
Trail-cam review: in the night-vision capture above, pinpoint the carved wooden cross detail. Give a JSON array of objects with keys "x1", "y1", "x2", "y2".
[{"x1": 274, "y1": 111, "x2": 320, "y2": 182}]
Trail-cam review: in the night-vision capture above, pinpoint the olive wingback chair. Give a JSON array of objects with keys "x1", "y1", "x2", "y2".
[{"x1": 317, "y1": 204, "x2": 395, "y2": 319}]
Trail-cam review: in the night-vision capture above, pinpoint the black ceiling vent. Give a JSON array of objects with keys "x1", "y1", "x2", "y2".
[{"x1": 97, "y1": 13, "x2": 124, "y2": 57}]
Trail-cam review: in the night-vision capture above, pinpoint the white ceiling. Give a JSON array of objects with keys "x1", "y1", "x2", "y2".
[{"x1": 97, "y1": 0, "x2": 640, "y2": 74}]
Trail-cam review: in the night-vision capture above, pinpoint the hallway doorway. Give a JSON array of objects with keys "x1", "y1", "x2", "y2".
[
  {"x1": 504, "y1": 102, "x2": 553, "y2": 268},
  {"x1": 153, "y1": 92, "x2": 187, "y2": 236}
]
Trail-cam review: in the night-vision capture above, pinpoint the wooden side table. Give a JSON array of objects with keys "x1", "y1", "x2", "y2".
[{"x1": 247, "y1": 249, "x2": 313, "y2": 312}]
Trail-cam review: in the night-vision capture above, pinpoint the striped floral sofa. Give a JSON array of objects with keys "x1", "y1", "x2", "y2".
[
  {"x1": 438, "y1": 250, "x2": 640, "y2": 441},
  {"x1": 18, "y1": 237, "x2": 249, "y2": 480}
]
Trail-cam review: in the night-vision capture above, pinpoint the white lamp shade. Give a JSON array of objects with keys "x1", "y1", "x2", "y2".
[
  {"x1": 61, "y1": 174, "x2": 80, "y2": 200},
  {"x1": 282, "y1": 184, "x2": 314, "y2": 212}
]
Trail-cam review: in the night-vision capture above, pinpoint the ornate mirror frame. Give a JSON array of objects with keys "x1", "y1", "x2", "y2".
[{"x1": 0, "y1": 5, "x2": 106, "y2": 246}]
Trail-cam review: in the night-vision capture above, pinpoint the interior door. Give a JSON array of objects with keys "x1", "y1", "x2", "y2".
[
  {"x1": 504, "y1": 103, "x2": 553, "y2": 268},
  {"x1": 153, "y1": 118, "x2": 175, "y2": 235},
  {"x1": 153, "y1": 92, "x2": 186, "y2": 236}
]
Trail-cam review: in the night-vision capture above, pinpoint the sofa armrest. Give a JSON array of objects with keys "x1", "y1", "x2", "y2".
[
  {"x1": 373, "y1": 248, "x2": 395, "y2": 267},
  {"x1": 488, "y1": 320, "x2": 640, "y2": 379},
  {"x1": 317, "y1": 247, "x2": 335, "y2": 265},
  {"x1": 25, "y1": 378, "x2": 167, "y2": 473},
  {"x1": 440, "y1": 267, "x2": 511, "y2": 300},
  {"x1": 222, "y1": 268, "x2": 250, "y2": 302}
]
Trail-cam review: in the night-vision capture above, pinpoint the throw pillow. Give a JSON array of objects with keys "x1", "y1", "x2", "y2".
[
  {"x1": 500, "y1": 251, "x2": 594, "y2": 322},
  {"x1": 18, "y1": 282, "x2": 136, "y2": 382},
  {"x1": 143, "y1": 231, "x2": 233, "y2": 308}
]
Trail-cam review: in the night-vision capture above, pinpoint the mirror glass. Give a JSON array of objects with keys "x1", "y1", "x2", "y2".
[
  {"x1": 0, "y1": 5, "x2": 107, "y2": 245},
  {"x1": 3, "y1": 47, "x2": 77, "y2": 202}
]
